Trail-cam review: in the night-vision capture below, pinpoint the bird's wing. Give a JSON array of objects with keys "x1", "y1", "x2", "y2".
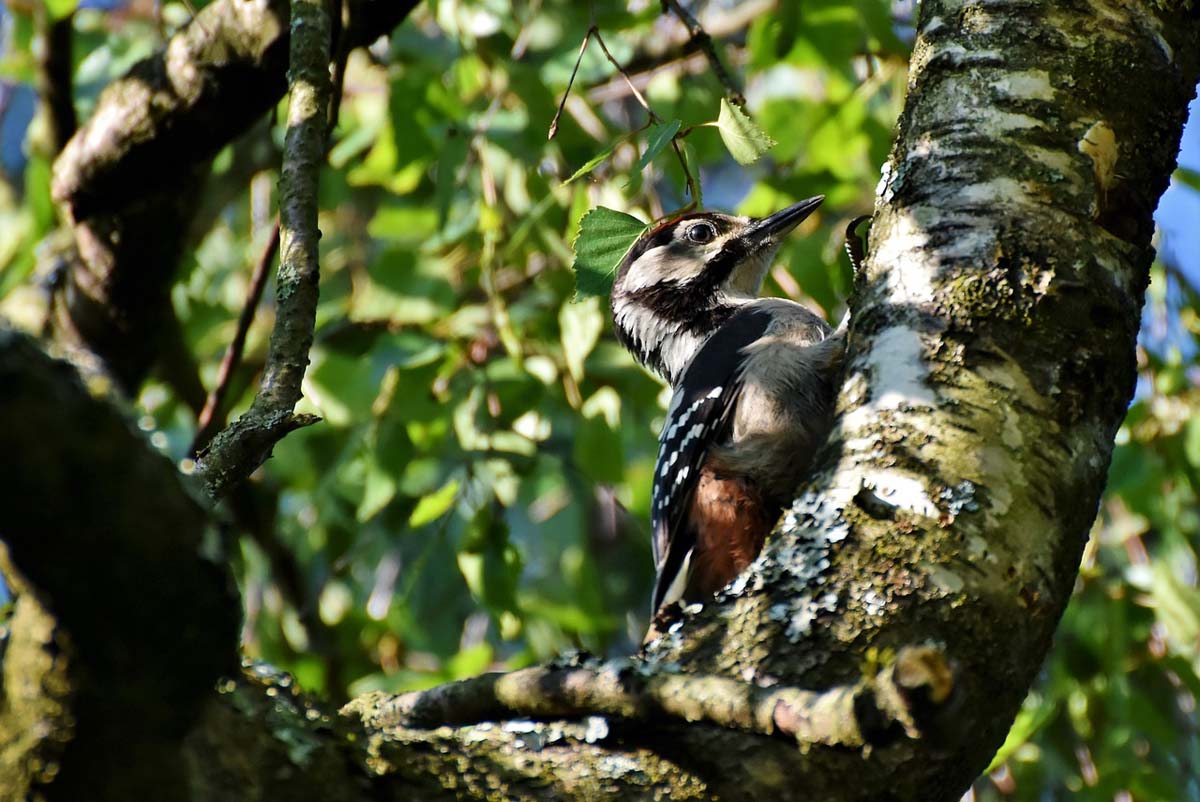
[{"x1": 650, "y1": 306, "x2": 773, "y2": 613}]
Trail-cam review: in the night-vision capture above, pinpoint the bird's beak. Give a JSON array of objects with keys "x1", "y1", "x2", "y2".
[
  {"x1": 741, "y1": 195, "x2": 825, "y2": 247},
  {"x1": 723, "y1": 195, "x2": 825, "y2": 294}
]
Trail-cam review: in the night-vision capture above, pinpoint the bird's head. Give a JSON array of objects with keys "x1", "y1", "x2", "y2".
[{"x1": 610, "y1": 196, "x2": 824, "y2": 382}]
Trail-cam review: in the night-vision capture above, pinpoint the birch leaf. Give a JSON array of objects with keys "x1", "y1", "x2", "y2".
[
  {"x1": 570, "y1": 207, "x2": 648, "y2": 299},
  {"x1": 716, "y1": 98, "x2": 776, "y2": 164}
]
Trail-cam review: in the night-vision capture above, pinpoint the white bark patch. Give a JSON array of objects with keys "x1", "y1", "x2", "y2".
[
  {"x1": 959, "y1": 177, "x2": 1029, "y2": 206},
  {"x1": 976, "y1": 108, "x2": 1045, "y2": 133},
  {"x1": 916, "y1": 42, "x2": 1003, "y2": 72},
  {"x1": 990, "y1": 70, "x2": 1055, "y2": 102},
  {"x1": 860, "y1": 469, "x2": 941, "y2": 520},
  {"x1": 919, "y1": 561, "x2": 966, "y2": 595},
  {"x1": 1025, "y1": 146, "x2": 1084, "y2": 186},
  {"x1": 870, "y1": 204, "x2": 999, "y2": 300},
  {"x1": 867, "y1": 325, "x2": 937, "y2": 409},
  {"x1": 869, "y1": 213, "x2": 938, "y2": 303},
  {"x1": 839, "y1": 325, "x2": 936, "y2": 440}
]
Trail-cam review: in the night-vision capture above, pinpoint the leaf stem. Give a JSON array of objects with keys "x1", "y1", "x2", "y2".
[
  {"x1": 662, "y1": 0, "x2": 745, "y2": 105},
  {"x1": 548, "y1": 27, "x2": 594, "y2": 140}
]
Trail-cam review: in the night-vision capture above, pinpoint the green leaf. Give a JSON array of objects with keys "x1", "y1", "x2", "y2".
[
  {"x1": 559, "y1": 296, "x2": 604, "y2": 382},
  {"x1": 1185, "y1": 417, "x2": 1200, "y2": 469},
  {"x1": 409, "y1": 480, "x2": 460, "y2": 528},
  {"x1": 358, "y1": 462, "x2": 398, "y2": 522},
  {"x1": 570, "y1": 207, "x2": 647, "y2": 299},
  {"x1": 563, "y1": 144, "x2": 616, "y2": 185},
  {"x1": 457, "y1": 507, "x2": 524, "y2": 636},
  {"x1": 1175, "y1": 166, "x2": 1200, "y2": 192},
  {"x1": 986, "y1": 692, "x2": 1058, "y2": 772},
  {"x1": 716, "y1": 98, "x2": 776, "y2": 165},
  {"x1": 45, "y1": 0, "x2": 78, "y2": 19},
  {"x1": 634, "y1": 119, "x2": 682, "y2": 173}
]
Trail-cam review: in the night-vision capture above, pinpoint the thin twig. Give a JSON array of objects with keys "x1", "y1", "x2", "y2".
[
  {"x1": 192, "y1": 0, "x2": 331, "y2": 499},
  {"x1": 591, "y1": 28, "x2": 662, "y2": 123},
  {"x1": 190, "y1": 220, "x2": 281, "y2": 456},
  {"x1": 34, "y1": 5, "x2": 77, "y2": 155},
  {"x1": 549, "y1": 26, "x2": 593, "y2": 139},
  {"x1": 590, "y1": 27, "x2": 700, "y2": 205},
  {"x1": 669, "y1": 138, "x2": 699, "y2": 206},
  {"x1": 327, "y1": 0, "x2": 351, "y2": 138},
  {"x1": 663, "y1": 0, "x2": 745, "y2": 105}
]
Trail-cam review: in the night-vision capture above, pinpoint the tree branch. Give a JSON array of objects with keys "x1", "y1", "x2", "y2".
[
  {"x1": 351, "y1": 645, "x2": 954, "y2": 749},
  {"x1": 0, "y1": 331, "x2": 241, "y2": 801},
  {"x1": 191, "y1": 221, "x2": 281, "y2": 456},
  {"x1": 192, "y1": 0, "x2": 332, "y2": 499},
  {"x1": 6, "y1": 3, "x2": 1200, "y2": 801},
  {"x1": 48, "y1": 0, "x2": 418, "y2": 393},
  {"x1": 662, "y1": 0, "x2": 745, "y2": 105},
  {"x1": 33, "y1": 6, "x2": 76, "y2": 156}
]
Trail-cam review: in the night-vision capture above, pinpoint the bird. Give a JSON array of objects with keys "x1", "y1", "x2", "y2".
[{"x1": 609, "y1": 196, "x2": 849, "y2": 624}]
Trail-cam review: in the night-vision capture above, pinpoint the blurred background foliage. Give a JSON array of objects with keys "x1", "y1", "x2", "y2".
[{"x1": 0, "y1": 1, "x2": 1198, "y2": 799}]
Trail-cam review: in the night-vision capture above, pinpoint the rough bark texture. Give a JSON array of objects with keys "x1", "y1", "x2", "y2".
[
  {"x1": 193, "y1": 0, "x2": 331, "y2": 500},
  {"x1": 3, "y1": 1, "x2": 1199, "y2": 801},
  {"x1": 0, "y1": 332, "x2": 241, "y2": 802},
  {"x1": 636, "y1": 1, "x2": 1200, "y2": 797}
]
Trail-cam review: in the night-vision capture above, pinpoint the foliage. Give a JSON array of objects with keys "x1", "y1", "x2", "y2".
[
  {"x1": 0, "y1": 1, "x2": 1198, "y2": 800},
  {"x1": 570, "y1": 206, "x2": 646, "y2": 298}
]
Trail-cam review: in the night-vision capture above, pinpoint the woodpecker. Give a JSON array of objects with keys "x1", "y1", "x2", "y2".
[{"x1": 610, "y1": 196, "x2": 847, "y2": 620}]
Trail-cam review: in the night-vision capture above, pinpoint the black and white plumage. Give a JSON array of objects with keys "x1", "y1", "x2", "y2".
[
  {"x1": 609, "y1": 197, "x2": 846, "y2": 621},
  {"x1": 649, "y1": 306, "x2": 772, "y2": 611}
]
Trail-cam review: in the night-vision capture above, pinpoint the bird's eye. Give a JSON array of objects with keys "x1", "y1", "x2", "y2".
[{"x1": 686, "y1": 222, "x2": 716, "y2": 244}]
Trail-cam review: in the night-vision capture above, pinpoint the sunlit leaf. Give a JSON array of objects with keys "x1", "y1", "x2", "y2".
[
  {"x1": 1184, "y1": 417, "x2": 1200, "y2": 468},
  {"x1": 457, "y1": 508, "x2": 524, "y2": 632},
  {"x1": 45, "y1": 0, "x2": 77, "y2": 19},
  {"x1": 716, "y1": 98, "x2": 776, "y2": 165},
  {"x1": 409, "y1": 480, "x2": 460, "y2": 528},
  {"x1": 570, "y1": 206, "x2": 647, "y2": 299},
  {"x1": 560, "y1": 296, "x2": 604, "y2": 382},
  {"x1": 447, "y1": 643, "x2": 493, "y2": 679},
  {"x1": 1176, "y1": 166, "x2": 1200, "y2": 192},
  {"x1": 563, "y1": 143, "x2": 616, "y2": 185},
  {"x1": 634, "y1": 119, "x2": 682, "y2": 173}
]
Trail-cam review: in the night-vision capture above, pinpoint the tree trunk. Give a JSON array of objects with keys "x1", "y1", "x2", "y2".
[{"x1": 2, "y1": 1, "x2": 1198, "y2": 801}]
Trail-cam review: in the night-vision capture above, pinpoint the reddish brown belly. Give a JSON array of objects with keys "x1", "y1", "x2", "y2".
[{"x1": 682, "y1": 462, "x2": 778, "y2": 601}]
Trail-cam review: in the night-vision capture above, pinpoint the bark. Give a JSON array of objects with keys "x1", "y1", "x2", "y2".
[
  {"x1": 192, "y1": 0, "x2": 331, "y2": 500},
  {"x1": 3, "y1": 1, "x2": 1199, "y2": 801},
  {"x1": 0, "y1": 332, "x2": 241, "y2": 802}
]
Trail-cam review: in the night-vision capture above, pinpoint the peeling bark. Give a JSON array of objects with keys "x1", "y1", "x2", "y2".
[{"x1": 3, "y1": 2, "x2": 1200, "y2": 801}]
